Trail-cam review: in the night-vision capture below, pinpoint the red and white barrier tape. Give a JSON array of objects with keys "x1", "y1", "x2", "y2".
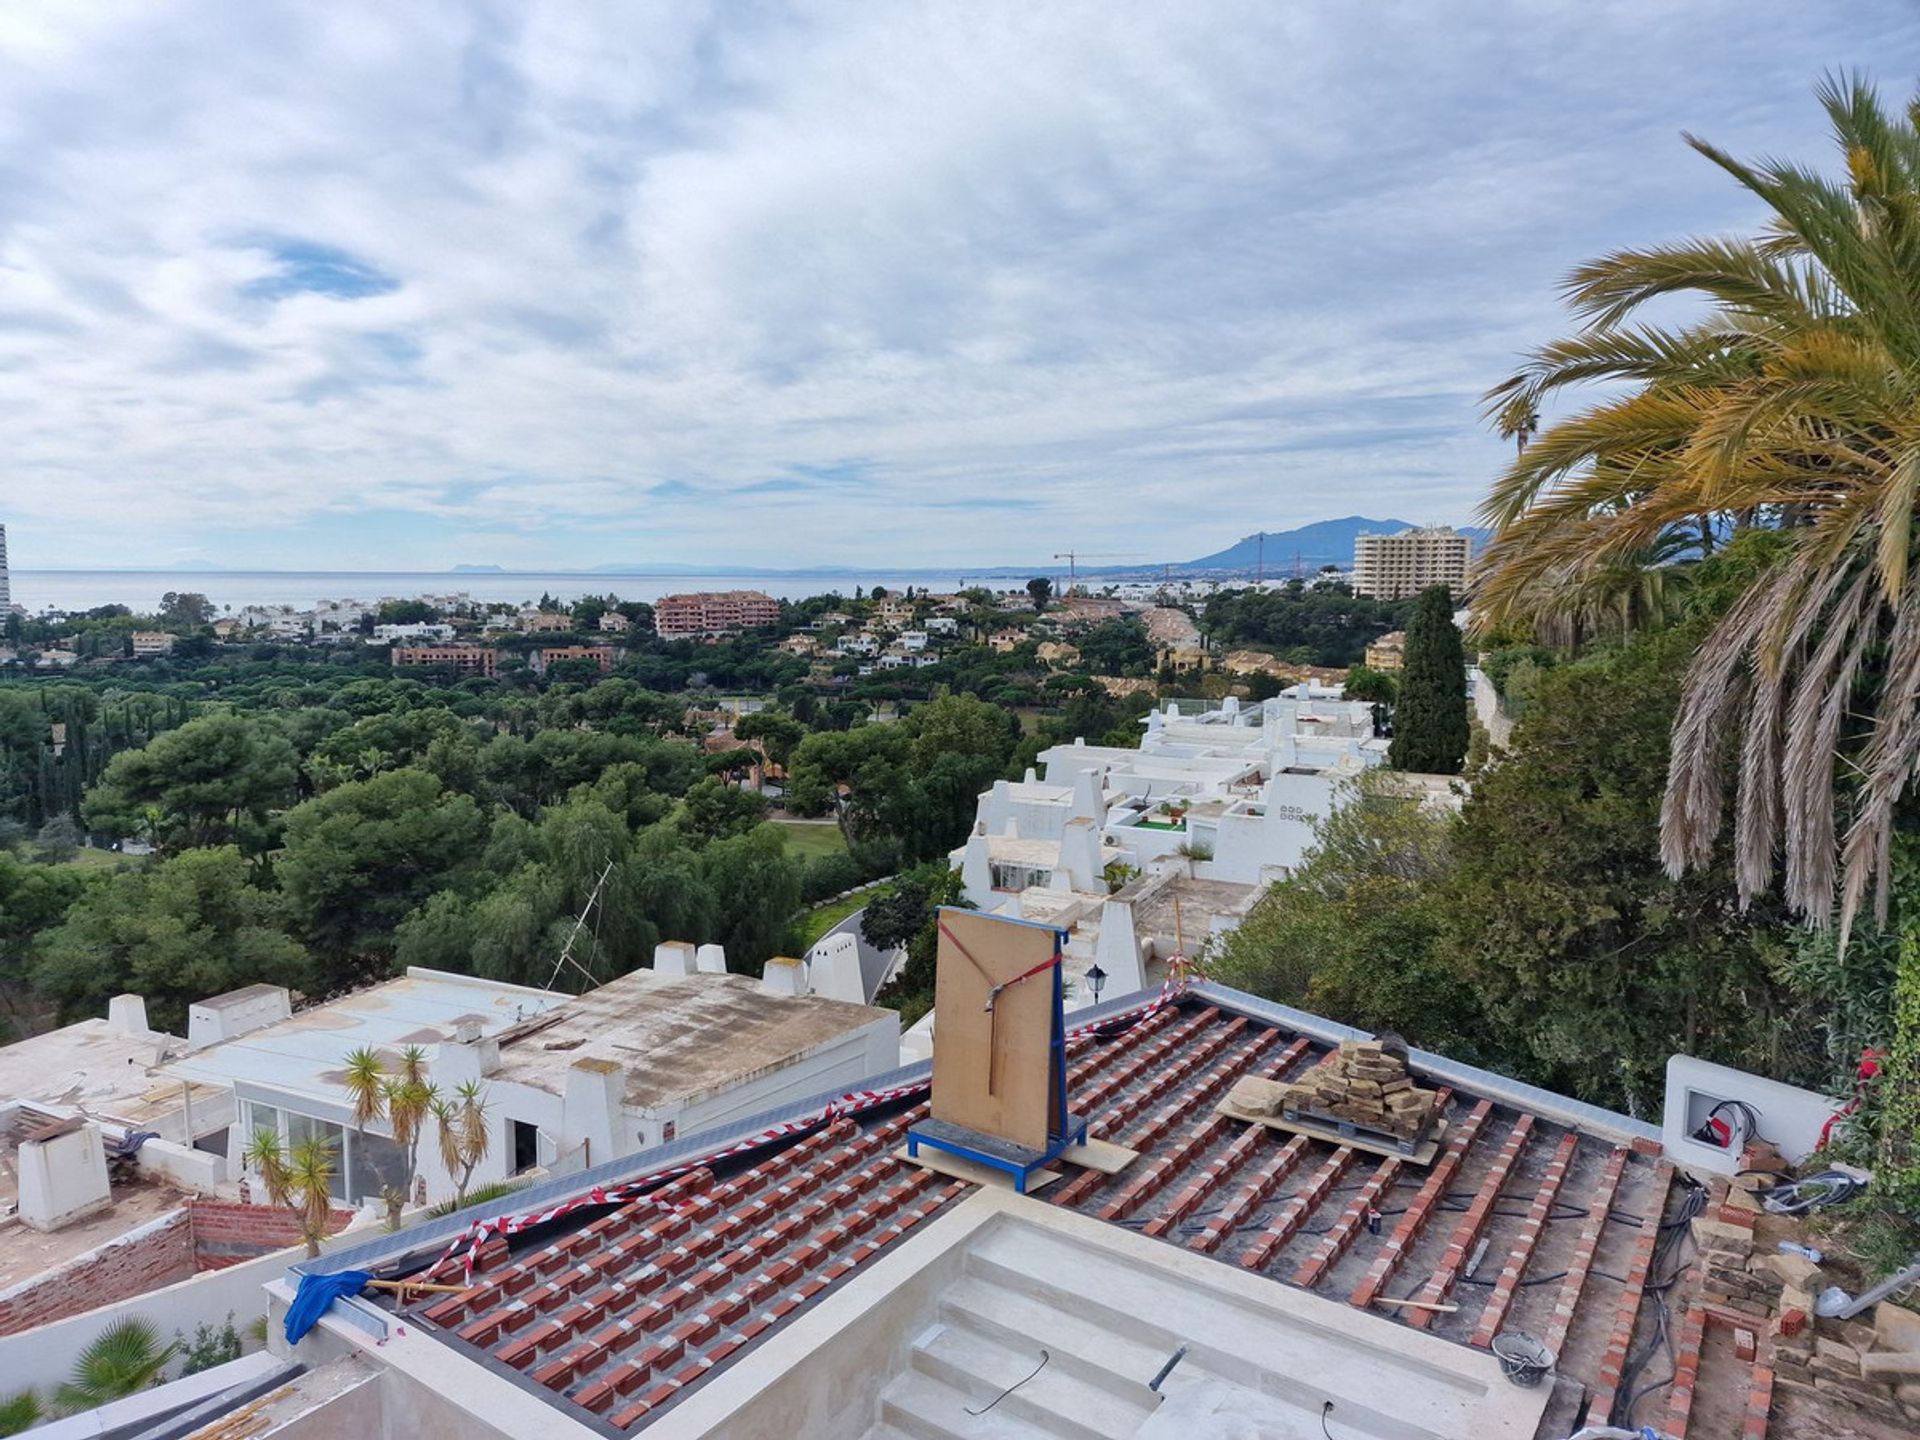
[{"x1": 420, "y1": 986, "x2": 1185, "y2": 1286}]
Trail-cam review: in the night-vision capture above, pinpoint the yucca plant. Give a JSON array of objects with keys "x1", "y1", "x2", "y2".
[
  {"x1": 56, "y1": 1318, "x2": 179, "y2": 1412},
  {"x1": 380, "y1": 1045, "x2": 435, "y2": 1227},
  {"x1": 341, "y1": 1046, "x2": 387, "y2": 1133},
  {"x1": 243, "y1": 1128, "x2": 336, "y2": 1259},
  {"x1": 431, "y1": 1080, "x2": 493, "y2": 1207},
  {"x1": 1477, "y1": 73, "x2": 1920, "y2": 939}
]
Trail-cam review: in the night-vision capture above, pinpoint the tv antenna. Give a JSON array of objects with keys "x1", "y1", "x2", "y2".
[{"x1": 546, "y1": 859, "x2": 614, "y2": 991}]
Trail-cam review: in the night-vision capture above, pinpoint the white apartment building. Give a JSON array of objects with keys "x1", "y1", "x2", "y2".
[
  {"x1": 953, "y1": 688, "x2": 1461, "y2": 899},
  {"x1": 160, "y1": 960, "x2": 898, "y2": 1208},
  {"x1": 373, "y1": 622, "x2": 455, "y2": 643},
  {"x1": 0, "y1": 522, "x2": 10, "y2": 612},
  {"x1": 1351, "y1": 525, "x2": 1472, "y2": 600}
]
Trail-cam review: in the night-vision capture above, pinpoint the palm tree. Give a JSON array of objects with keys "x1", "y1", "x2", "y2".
[
  {"x1": 56, "y1": 1318, "x2": 179, "y2": 1411},
  {"x1": 1475, "y1": 73, "x2": 1920, "y2": 939}
]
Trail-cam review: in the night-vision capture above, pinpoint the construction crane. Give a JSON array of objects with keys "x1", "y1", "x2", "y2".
[{"x1": 1051, "y1": 550, "x2": 1143, "y2": 592}]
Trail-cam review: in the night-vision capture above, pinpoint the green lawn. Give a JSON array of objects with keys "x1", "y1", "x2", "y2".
[
  {"x1": 790, "y1": 891, "x2": 869, "y2": 953},
  {"x1": 771, "y1": 819, "x2": 848, "y2": 861},
  {"x1": 58, "y1": 846, "x2": 133, "y2": 871}
]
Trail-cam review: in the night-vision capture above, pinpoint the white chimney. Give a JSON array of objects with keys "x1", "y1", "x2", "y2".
[
  {"x1": 653, "y1": 941, "x2": 696, "y2": 977},
  {"x1": 960, "y1": 832, "x2": 994, "y2": 906},
  {"x1": 1058, "y1": 815, "x2": 1102, "y2": 893},
  {"x1": 1070, "y1": 769, "x2": 1104, "y2": 823},
  {"x1": 760, "y1": 956, "x2": 806, "y2": 997},
  {"x1": 1094, "y1": 899, "x2": 1147, "y2": 995},
  {"x1": 108, "y1": 994, "x2": 149, "y2": 1036},
  {"x1": 561, "y1": 1058, "x2": 623, "y2": 1167},
  {"x1": 17, "y1": 1118, "x2": 112, "y2": 1232},
  {"x1": 436, "y1": 1027, "x2": 501, "y2": 1087},
  {"x1": 187, "y1": 985, "x2": 292, "y2": 1049},
  {"x1": 807, "y1": 933, "x2": 866, "y2": 1005},
  {"x1": 695, "y1": 943, "x2": 729, "y2": 975}
]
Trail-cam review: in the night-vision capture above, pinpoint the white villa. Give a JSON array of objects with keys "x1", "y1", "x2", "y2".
[
  {"x1": 953, "y1": 687, "x2": 1459, "y2": 896},
  {"x1": 160, "y1": 958, "x2": 898, "y2": 1209}
]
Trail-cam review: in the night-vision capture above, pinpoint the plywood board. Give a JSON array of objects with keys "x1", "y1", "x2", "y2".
[
  {"x1": 1054, "y1": 1137, "x2": 1139, "y2": 1175},
  {"x1": 1216, "y1": 1098, "x2": 1446, "y2": 1167},
  {"x1": 929, "y1": 908, "x2": 1062, "y2": 1151},
  {"x1": 892, "y1": 1145, "x2": 1063, "y2": 1193}
]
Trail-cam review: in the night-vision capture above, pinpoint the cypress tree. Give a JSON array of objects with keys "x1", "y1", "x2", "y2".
[{"x1": 1388, "y1": 585, "x2": 1469, "y2": 774}]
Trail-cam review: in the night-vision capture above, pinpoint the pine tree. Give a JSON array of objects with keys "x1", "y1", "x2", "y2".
[{"x1": 1388, "y1": 586, "x2": 1468, "y2": 775}]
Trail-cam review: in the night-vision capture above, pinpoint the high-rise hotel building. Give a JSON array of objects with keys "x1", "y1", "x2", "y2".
[
  {"x1": 0, "y1": 523, "x2": 10, "y2": 611},
  {"x1": 1351, "y1": 525, "x2": 1471, "y2": 601}
]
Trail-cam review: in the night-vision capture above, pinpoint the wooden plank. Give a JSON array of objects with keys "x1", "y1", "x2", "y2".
[
  {"x1": 930, "y1": 909, "x2": 1061, "y2": 1151},
  {"x1": 1216, "y1": 1099, "x2": 1445, "y2": 1166},
  {"x1": 1054, "y1": 1137, "x2": 1139, "y2": 1174},
  {"x1": 891, "y1": 1145, "x2": 1062, "y2": 1193}
]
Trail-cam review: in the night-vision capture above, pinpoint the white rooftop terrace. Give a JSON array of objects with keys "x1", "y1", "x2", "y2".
[{"x1": 160, "y1": 969, "x2": 568, "y2": 1112}]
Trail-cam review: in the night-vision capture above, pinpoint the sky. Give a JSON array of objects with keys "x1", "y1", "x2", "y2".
[{"x1": 2, "y1": 3, "x2": 1918, "y2": 572}]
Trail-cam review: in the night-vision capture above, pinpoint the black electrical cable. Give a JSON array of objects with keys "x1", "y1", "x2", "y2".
[
  {"x1": 965, "y1": 1350, "x2": 1050, "y2": 1416},
  {"x1": 1610, "y1": 1178, "x2": 1706, "y2": 1427},
  {"x1": 1320, "y1": 1399, "x2": 1337, "y2": 1440}
]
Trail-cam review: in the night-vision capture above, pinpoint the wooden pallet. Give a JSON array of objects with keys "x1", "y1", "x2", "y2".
[{"x1": 1216, "y1": 1096, "x2": 1444, "y2": 1166}]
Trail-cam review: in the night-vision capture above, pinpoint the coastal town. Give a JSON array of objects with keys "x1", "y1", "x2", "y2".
[{"x1": 4, "y1": 8, "x2": 1920, "y2": 1440}]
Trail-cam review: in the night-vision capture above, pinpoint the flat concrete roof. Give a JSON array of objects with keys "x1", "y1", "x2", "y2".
[
  {"x1": 0, "y1": 1180, "x2": 188, "y2": 1290},
  {"x1": 0, "y1": 1018, "x2": 211, "y2": 1129},
  {"x1": 161, "y1": 970, "x2": 568, "y2": 1107},
  {"x1": 489, "y1": 968, "x2": 890, "y2": 1112}
]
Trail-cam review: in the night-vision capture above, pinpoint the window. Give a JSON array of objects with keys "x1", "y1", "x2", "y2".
[
  {"x1": 245, "y1": 1102, "x2": 281, "y2": 1142},
  {"x1": 347, "y1": 1130, "x2": 409, "y2": 1205},
  {"x1": 286, "y1": 1114, "x2": 347, "y2": 1201},
  {"x1": 511, "y1": 1120, "x2": 540, "y2": 1175}
]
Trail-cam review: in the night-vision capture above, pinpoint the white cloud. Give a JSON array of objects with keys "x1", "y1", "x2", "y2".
[{"x1": 0, "y1": 0, "x2": 1915, "y2": 568}]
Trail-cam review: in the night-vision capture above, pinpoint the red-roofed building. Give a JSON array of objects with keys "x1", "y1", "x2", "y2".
[{"x1": 257, "y1": 983, "x2": 1902, "y2": 1440}]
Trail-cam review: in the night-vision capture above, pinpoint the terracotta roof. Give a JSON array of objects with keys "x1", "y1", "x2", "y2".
[{"x1": 370, "y1": 991, "x2": 1757, "y2": 1436}]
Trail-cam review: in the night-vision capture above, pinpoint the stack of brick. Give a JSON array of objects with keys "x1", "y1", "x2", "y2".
[
  {"x1": 1277, "y1": 1039, "x2": 1437, "y2": 1141},
  {"x1": 1695, "y1": 1145, "x2": 1920, "y2": 1428}
]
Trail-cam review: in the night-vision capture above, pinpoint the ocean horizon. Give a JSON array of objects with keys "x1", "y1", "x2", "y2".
[{"x1": 11, "y1": 569, "x2": 987, "y2": 614}]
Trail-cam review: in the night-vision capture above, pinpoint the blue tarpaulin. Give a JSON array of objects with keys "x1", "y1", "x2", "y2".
[{"x1": 284, "y1": 1270, "x2": 372, "y2": 1345}]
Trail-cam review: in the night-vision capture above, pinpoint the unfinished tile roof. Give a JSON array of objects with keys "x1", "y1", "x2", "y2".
[{"x1": 389, "y1": 992, "x2": 1823, "y2": 1438}]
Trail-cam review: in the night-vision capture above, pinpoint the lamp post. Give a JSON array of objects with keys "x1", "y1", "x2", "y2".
[{"x1": 1086, "y1": 962, "x2": 1108, "y2": 1005}]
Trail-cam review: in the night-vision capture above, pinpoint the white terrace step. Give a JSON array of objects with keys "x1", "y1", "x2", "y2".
[
  {"x1": 940, "y1": 1273, "x2": 1196, "y2": 1401},
  {"x1": 911, "y1": 1319, "x2": 1154, "y2": 1440},
  {"x1": 962, "y1": 1216, "x2": 1486, "y2": 1439},
  {"x1": 881, "y1": 1369, "x2": 1070, "y2": 1440}
]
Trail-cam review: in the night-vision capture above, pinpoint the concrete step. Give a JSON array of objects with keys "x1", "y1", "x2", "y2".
[
  {"x1": 881, "y1": 1369, "x2": 1067, "y2": 1440},
  {"x1": 940, "y1": 1274, "x2": 1193, "y2": 1401},
  {"x1": 962, "y1": 1219, "x2": 1473, "y2": 1435},
  {"x1": 911, "y1": 1318, "x2": 1153, "y2": 1440}
]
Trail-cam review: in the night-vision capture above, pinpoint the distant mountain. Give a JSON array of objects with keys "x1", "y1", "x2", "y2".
[
  {"x1": 451, "y1": 563, "x2": 507, "y2": 573},
  {"x1": 1181, "y1": 517, "x2": 1490, "y2": 573}
]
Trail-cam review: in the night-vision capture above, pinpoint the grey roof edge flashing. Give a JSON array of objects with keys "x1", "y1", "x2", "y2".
[{"x1": 1191, "y1": 982, "x2": 1660, "y2": 1145}]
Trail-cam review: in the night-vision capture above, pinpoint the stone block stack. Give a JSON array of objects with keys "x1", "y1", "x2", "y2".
[
  {"x1": 1695, "y1": 1147, "x2": 1920, "y2": 1429},
  {"x1": 1279, "y1": 1039, "x2": 1438, "y2": 1142}
]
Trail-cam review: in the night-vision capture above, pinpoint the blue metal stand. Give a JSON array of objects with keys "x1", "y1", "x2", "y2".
[{"x1": 907, "y1": 923, "x2": 1089, "y2": 1194}]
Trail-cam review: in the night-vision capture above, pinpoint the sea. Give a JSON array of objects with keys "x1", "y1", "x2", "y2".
[{"x1": 11, "y1": 570, "x2": 979, "y2": 615}]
